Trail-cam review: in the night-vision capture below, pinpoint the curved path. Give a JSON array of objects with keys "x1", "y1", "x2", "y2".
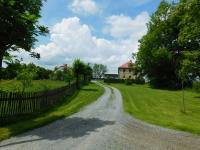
[{"x1": 0, "y1": 82, "x2": 200, "y2": 150}]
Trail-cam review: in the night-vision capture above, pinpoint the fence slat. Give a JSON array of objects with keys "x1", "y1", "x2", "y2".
[{"x1": 0, "y1": 82, "x2": 80, "y2": 125}]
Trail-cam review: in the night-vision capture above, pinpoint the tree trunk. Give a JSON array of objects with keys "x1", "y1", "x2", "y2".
[
  {"x1": 83, "y1": 74, "x2": 87, "y2": 84},
  {"x1": 0, "y1": 51, "x2": 4, "y2": 79},
  {"x1": 0, "y1": 45, "x2": 9, "y2": 79},
  {"x1": 76, "y1": 74, "x2": 79, "y2": 89},
  {"x1": 182, "y1": 81, "x2": 186, "y2": 113}
]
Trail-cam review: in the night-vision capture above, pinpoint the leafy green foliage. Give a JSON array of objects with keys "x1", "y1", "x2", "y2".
[
  {"x1": 0, "y1": 0, "x2": 48, "y2": 72},
  {"x1": 83, "y1": 63, "x2": 93, "y2": 84},
  {"x1": 124, "y1": 79, "x2": 132, "y2": 85},
  {"x1": 63, "y1": 67, "x2": 74, "y2": 82},
  {"x1": 193, "y1": 81, "x2": 200, "y2": 93},
  {"x1": 1, "y1": 62, "x2": 53, "y2": 80},
  {"x1": 104, "y1": 79, "x2": 124, "y2": 83},
  {"x1": 93, "y1": 64, "x2": 107, "y2": 79},
  {"x1": 136, "y1": 0, "x2": 200, "y2": 89},
  {"x1": 104, "y1": 78, "x2": 145, "y2": 85},
  {"x1": 73, "y1": 59, "x2": 92, "y2": 88},
  {"x1": 16, "y1": 68, "x2": 36, "y2": 92}
]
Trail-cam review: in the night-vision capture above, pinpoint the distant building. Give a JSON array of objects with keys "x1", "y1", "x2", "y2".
[
  {"x1": 56, "y1": 64, "x2": 68, "y2": 71},
  {"x1": 118, "y1": 60, "x2": 135, "y2": 79}
]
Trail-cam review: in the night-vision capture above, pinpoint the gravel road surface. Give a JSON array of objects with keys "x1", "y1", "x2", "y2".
[{"x1": 0, "y1": 82, "x2": 200, "y2": 150}]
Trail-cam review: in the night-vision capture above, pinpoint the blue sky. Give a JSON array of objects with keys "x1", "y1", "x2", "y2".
[
  {"x1": 37, "y1": 0, "x2": 161, "y2": 45},
  {"x1": 20, "y1": 0, "x2": 175, "y2": 73}
]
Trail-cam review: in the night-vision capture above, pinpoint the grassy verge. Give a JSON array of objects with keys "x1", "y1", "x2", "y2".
[
  {"x1": 0, "y1": 82, "x2": 104, "y2": 141},
  {"x1": 109, "y1": 83, "x2": 200, "y2": 134},
  {"x1": 0, "y1": 80, "x2": 68, "y2": 92}
]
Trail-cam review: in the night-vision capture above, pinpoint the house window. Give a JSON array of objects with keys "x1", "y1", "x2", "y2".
[
  {"x1": 129, "y1": 75, "x2": 131, "y2": 79},
  {"x1": 129, "y1": 69, "x2": 131, "y2": 73},
  {"x1": 123, "y1": 69, "x2": 125, "y2": 72},
  {"x1": 123, "y1": 75, "x2": 125, "y2": 78}
]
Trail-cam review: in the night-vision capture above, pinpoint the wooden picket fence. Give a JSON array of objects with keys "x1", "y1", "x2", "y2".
[{"x1": 0, "y1": 81, "x2": 81, "y2": 125}]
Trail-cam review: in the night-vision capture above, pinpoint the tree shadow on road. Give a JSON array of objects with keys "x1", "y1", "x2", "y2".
[{"x1": 0, "y1": 117, "x2": 115, "y2": 148}]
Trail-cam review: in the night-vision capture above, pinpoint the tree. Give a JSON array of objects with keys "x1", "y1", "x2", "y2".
[
  {"x1": 136, "y1": 0, "x2": 200, "y2": 89},
  {"x1": 136, "y1": 3, "x2": 179, "y2": 87},
  {"x1": 178, "y1": 61, "x2": 188, "y2": 113},
  {"x1": 0, "y1": 0, "x2": 48, "y2": 76},
  {"x1": 63, "y1": 67, "x2": 74, "y2": 84},
  {"x1": 93, "y1": 64, "x2": 107, "y2": 79},
  {"x1": 73, "y1": 59, "x2": 85, "y2": 89},
  {"x1": 175, "y1": 0, "x2": 200, "y2": 52},
  {"x1": 17, "y1": 68, "x2": 36, "y2": 92},
  {"x1": 178, "y1": 51, "x2": 200, "y2": 113},
  {"x1": 83, "y1": 63, "x2": 93, "y2": 84},
  {"x1": 1, "y1": 58, "x2": 21, "y2": 79},
  {"x1": 36, "y1": 66, "x2": 52, "y2": 80},
  {"x1": 175, "y1": 0, "x2": 200, "y2": 79}
]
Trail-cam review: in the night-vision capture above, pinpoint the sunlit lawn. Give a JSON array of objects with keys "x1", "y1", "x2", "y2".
[
  {"x1": 110, "y1": 83, "x2": 200, "y2": 134},
  {"x1": 0, "y1": 80, "x2": 68, "y2": 92}
]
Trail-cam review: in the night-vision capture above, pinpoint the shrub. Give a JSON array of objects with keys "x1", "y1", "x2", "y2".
[
  {"x1": 125, "y1": 79, "x2": 132, "y2": 85},
  {"x1": 193, "y1": 82, "x2": 200, "y2": 92},
  {"x1": 104, "y1": 78, "x2": 146, "y2": 85},
  {"x1": 134, "y1": 77, "x2": 145, "y2": 84},
  {"x1": 104, "y1": 79, "x2": 124, "y2": 83},
  {"x1": 17, "y1": 69, "x2": 36, "y2": 92}
]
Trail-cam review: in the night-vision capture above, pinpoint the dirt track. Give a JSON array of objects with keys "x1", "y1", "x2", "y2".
[{"x1": 0, "y1": 82, "x2": 200, "y2": 150}]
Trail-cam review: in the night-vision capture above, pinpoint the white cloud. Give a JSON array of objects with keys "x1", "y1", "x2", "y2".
[
  {"x1": 103, "y1": 12, "x2": 150, "y2": 39},
  {"x1": 130, "y1": 0, "x2": 154, "y2": 6},
  {"x1": 70, "y1": 0, "x2": 99, "y2": 15},
  {"x1": 17, "y1": 12, "x2": 149, "y2": 73}
]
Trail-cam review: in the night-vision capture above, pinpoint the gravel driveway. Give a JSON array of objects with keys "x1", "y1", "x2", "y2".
[{"x1": 0, "y1": 82, "x2": 200, "y2": 150}]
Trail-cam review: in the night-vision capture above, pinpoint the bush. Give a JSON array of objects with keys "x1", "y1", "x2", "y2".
[
  {"x1": 133, "y1": 77, "x2": 145, "y2": 84},
  {"x1": 104, "y1": 79, "x2": 124, "y2": 83},
  {"x1": 193, "y1": 82, "x2": 200, "y2": 92},
  {"x1": 125, "y1": 79, "x2": 132, "y2": 85},
  {"x1": 104, "y1": 78, "x2": 146, "y2": 85},
  {"x1": 17, "y1": 68, "x2": 36, "y2": 92}
]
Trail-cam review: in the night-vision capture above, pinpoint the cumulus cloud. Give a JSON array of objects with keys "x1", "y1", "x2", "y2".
[
  {"x1": 103, "y1": 12, "x2": 150, "y2": 39},
  {"x1": 130, "y1": 0, "x2": 154, "y2": 6},
  {"x1": 70, "y1": 0, "x2": 99, "y2": 15},
  {"x1": 17, "y1": 12, "x2": 149, "y2": 73}
]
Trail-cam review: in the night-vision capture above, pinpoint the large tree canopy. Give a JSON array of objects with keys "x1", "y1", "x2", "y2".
[
  {"x1": 136, "y1": 0, "x2": 200, "y2": 89},
  {"x1": 0, "y1": 0, "x2": 48, "y2": 71},
  {"x1": 93, "y1": 64, "x2": 107, "y2": 79},
  {"x1": 73, "y1": 59, "x2": 90, "y2": 88}
]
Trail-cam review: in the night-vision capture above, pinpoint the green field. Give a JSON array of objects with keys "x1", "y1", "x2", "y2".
[
  {"x1": 0, "y1": 80, "x2": 68, "y2": 92},
  {"x1": 110, "y1": 83, "x2": 200, "y2": 134},
  {"x1": 0, "y1": 82, "x2": 104, "y2": 141}
]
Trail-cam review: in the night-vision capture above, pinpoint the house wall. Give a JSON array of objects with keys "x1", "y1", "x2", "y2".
[{"x1": 118, "y1": 68, "x2": 135, "y2": 79}]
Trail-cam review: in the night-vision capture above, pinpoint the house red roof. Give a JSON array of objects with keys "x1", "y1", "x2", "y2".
[{"x1": 119, "y1": 60, "x2": 133, "y2": 69}]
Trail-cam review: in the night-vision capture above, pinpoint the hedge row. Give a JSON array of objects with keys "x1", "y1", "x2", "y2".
[
  {"x1": 193, "y1": 81, "x2": 200, "y2": 92},
  {"x1": 104, "y1": 78, "x2": 145, "y2": 85}
]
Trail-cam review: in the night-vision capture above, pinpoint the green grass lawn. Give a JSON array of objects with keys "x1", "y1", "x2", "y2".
[
  {"x1": 110, "y1": 83, "x2": 200, "y2": 134},
  {"x1": 0, "y1": 80, "x2": 68, "y2": 92},
  {"x1": 0, "y1": 82, "x2": 104, "y2": 141}
]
